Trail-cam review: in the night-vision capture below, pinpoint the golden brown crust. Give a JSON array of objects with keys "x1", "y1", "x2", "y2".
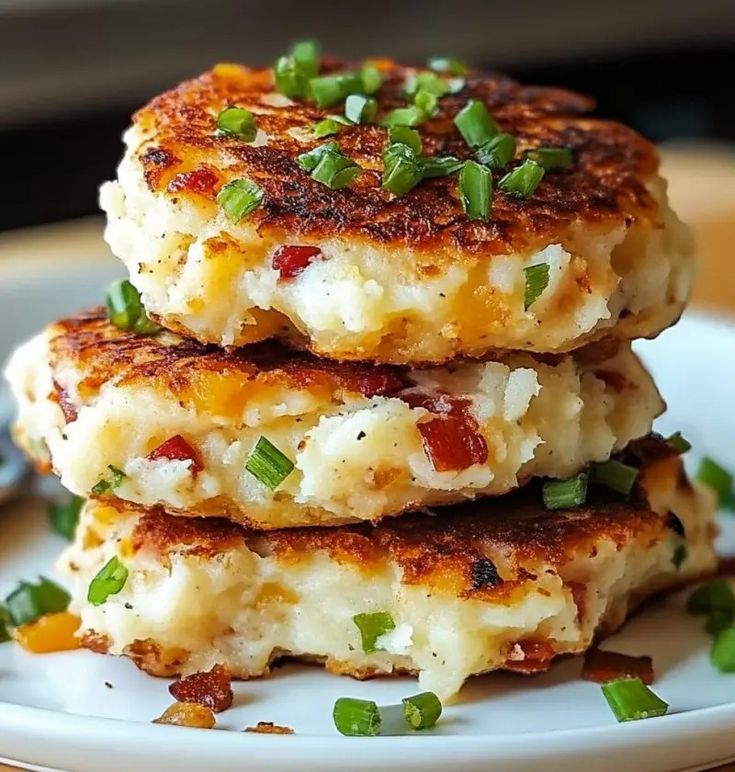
[
  {"x1": 126, "y1": 440, "x2": 690, "y2": 603},
  {"x1": 133, "y1": 59, "x2": 660, "y2": 258}
]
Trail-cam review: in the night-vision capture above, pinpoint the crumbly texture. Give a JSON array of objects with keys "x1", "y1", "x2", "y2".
[
  {"x1": 100, "y1": 59, "x2": 694, "y2": 364},
  {"x1": 60, "y1": 445, "x2": 716, "y2": 701},
  {"x1": 6, "y1": 311, "x2": 663, "y2": 528}
]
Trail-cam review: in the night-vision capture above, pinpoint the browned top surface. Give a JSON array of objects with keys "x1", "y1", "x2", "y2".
[
  {"x1": 129, "y1": 442, "x2": 689, "y2": 602},
  {"x1": 133, "y1": 58, "x2": 661, "y2": 257}
]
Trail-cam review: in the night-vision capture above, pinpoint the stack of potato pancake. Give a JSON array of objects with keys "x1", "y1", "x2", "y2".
[{"x1": 5, "y1": 47, "x2": 716, "y2": 701}]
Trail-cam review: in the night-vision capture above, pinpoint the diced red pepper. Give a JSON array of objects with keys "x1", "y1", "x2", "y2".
[
  {"x1": 272, "y1": 245, "x2": 323, "y2": 279},
  {"x1": 147, "y1": 435, "x2": 203, "y2": 475},
  {"x1": 504, "y1": 640, "x2": 556, "y2": 674},
  {"x1": 167, "y1": 167, "x2": 219, "y2": 196},
  {"x1": 353, "y1": 370, "x2": 407, "y2": 398},
  {"x1": 582, "y1": 649, "x2": 654, "y2": 685}
]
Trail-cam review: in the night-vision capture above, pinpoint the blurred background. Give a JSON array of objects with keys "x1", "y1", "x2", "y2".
[{"x1": 0, "y1": 0, "x2": 733, "y2": 309}]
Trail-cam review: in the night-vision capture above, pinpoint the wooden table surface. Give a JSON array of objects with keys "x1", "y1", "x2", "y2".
[{"x1": 0, "y1": 143, "x2": 734, "y2": 772}]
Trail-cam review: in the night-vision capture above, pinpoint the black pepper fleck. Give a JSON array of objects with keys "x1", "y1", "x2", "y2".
[{"x1": 470, "y1": 557, "x2": 502, "y2": 591}]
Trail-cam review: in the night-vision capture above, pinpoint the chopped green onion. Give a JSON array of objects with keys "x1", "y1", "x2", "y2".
[
  {"x1": 601, "y1": 677, "x2": 669, "y2": 722},
  {"x1": 523, "y1": 262, "x2": 550, "y2": 310},
  {"x1": 297, "y1": 141, "x2": 360, "y2": 189},
  {"x1": 309, "y1": 72, "x2": 364, "y2": 108},
  {"x1": 5, "y1": 578, "x2": 70, "y2": 626},
  {"x1": 382, "y1": 143, "x2": 424, "y2": 196},
  {"x1": 345, "y1": 94, "x2": 377, "y2": 124},
  {"x1": 705, "y1": 608, "x2": 733, "y2": 636},
  {"x1": 0, "y1": 605, "x2": 11, "y2": 643},
  {"x1": 672, "y1": 544, "x2": 687, "y2": 570},
  {"x1": 353, "y1": 611, "x2": 395, "y2": 653},
  {"x1": 524, "y1": 146, "x2": 573, "y2": 170},
  {"x1": 292, "y1": 39, "x2": 319, "y2": 78},
  {"x1": 427, "y1": 56, "x2": 468, "y2": 76},
  {"x1": 87, "y1": 556, "x2": 128, "y2": 606},
  {"x1": 388, "y1": 126, "x2": 422, "y2": 154},
  {"x1": 686, "y1": 580, "x2": 735, "y2": 616},
  {"x1": 405, "y1": 71, "x2": 450, "y2": 98},
  {"x1": 50, "y1": 494, "x2": 84, "y2": 541},
  {"x1": 697, "y1": 457, "x2": 734, "y2": 508},
  {"x1": 666, "y1": 431, "x2": 691, "y2": 454},
  {"x1": 333, "y1": 698, "x2": 381, "y2": 736},
  {"x1": 106, "y1": 280, "x2": 161, "y2": 335},
  {"x1": 402, "y1": 692, "x2": 442, "y2": 730},
  {"x1": 297, "y1": 142, "x2": 336, "y2": 172},
  {"x1": 475, "y1": 133, "x2": 516, "y2": 169},
  {"x1": 313, "y1": 117, "x2": 351, "y2": 138},
  {"x1": 216, "y1": 106, "x2": 257, "y2": 141},
  {"x1": 360, "y1": 64, "x2": 383, "y2": 95},
  {"x1": 414, "y1": 89, "x2": 439, "y2": 118},
  {"x1": 217, "y1": 178, "x2": 264, "y2": 222},
  {"x1": 421, "y1": 156, "x2": 463, "y2": 178},
  {"x1": 711, "y1": 628, "x2": 735, "y2": 672},
  {"x1": 453, "y1": 99, "x2": 499, "y2": 148},
  {"x1": 543, "y1": 473, "x2": 588, "y2": 510},
  {"x1": 90, "y1": 465, "x2": 126, "y2": 496},
  {"x1": 591, "y1": 459, "x2": 639, "y2": 496},
  {"x1": 499, "y1": 158, "x2": 545, "y2": 197},
  {"x1": 381, "y1": 105, "x2": 427, "y2": 127},
  {"x1": 458, "y1": 160, "x2": 491, "y2": 221},
  {"x1": 245, "y1": 436, "x2": 294, "y2": 490}
]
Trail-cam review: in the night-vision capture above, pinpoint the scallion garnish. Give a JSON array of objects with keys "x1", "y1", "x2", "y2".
[
  {"x1": 297, "y1": 141, "x2": 360, "y2": 189},
  {"x1": 427, "y1": 56, "x2": 468, "y2": 76},
  {"x1": 454, "y1": 99, "x2": 499, "y2": 148},
  {"x1": 590, "y1": 459, "x2": 639, "y2": 496},
  {"x1": 499, "y1": 158, "x2": 545, "y2": 197},
  {"x1": 87, "y1": 556, "x2": 128, "y2": 606},
  {"x1": 344, "y1": 94, "x2": 377, "y2": 124},
  {"x1": 106, "y1": 280, "x2": 160, "y2": 335},
  {"x1": 421, "y1": 155, "x2": 464, "y2": 178},
  {"x1": 313, "y1": 116, "x2": 351, "y2": 138},
  {"x1": 360, "y1": 64, "x2": 383, "y2": 95},
  {"x1": 353, "y1": 611, "x2": 395, "y2": 653},
  {"x1": 475, "y1": 133, "x2": 516, "y2": 169},
  {"x1": 524, "y1": 146, "x2": 573, "y2": 170},
  {"x1": 711, "y1": 628, "x2": 735, "y2": 672},
  {"x1": 309, "y1": 72, "x2": 364, "y2": 108},
  {"x1": 382, "y1": 143, "x2": 424, "y2": 196},
  {"x1": 0, "y1": 605, "x2": 11, "y2": 643},
  {"x1": 458, "y1": 160, "x2": 491, "y2": 221},
  {"x1": 405, "y1": 71, "x2": 450, "y2": 98},
  {"x1": 543, "y1": 473, "x2": 588, "y2": 510},
  {"x1": 705, "y1": 608, "x2": 732, "y2": 636},
  {"x1": 333, "y1": 698, "x2": 382, "y2": 736},
  {"x1": 216, "y1": 106, "x2": 257, "y2": 142},
  {"x1": 697, "y1": 457, "x2": 734, "y2": 508},
  {"x1": 245, "y1": 436, "x2": 294, "y2": 490},
  {"x1": 686, "y1": 580, "x2": 735, "y2": 616},
  {"x1": 381, "y1": 105, "x2": 427, "y2": 128},
  {"x1": 672, "y1": 544, "x2": 687, "y2": 570},
  {"x1": 414, "y1": 89, "x2": 439, "y2": 118},
  {"x1": 217, "y1": 178, "x2": 264, "y2": 222},
  {"x1": 274, "y1": 40, "x2": 318, "y2": 99},
  {"x1": 402, "y1": 692, "x2": 442, "y2": 730},
  {"x1": 90, "y1": 465, "x2": 126, "y2": 496},
  {"x1": 5, "y1": 577, "x2": 70, "y2": 626},
  {"x1": 601, "y1": 677, "x2": 669, "y2": 722},
  {"x1": 666, "y1": 431, "x2": 692, "y2": 454},
  {"x1": 523, "y1": 263, "x2": 550, "y2": 310},
  {"x1": 50, "y1": 494, "x2": 84, "y2": 541},
  {"x1": 388, "y1": 126, "x2": 422, "y2": 154}
]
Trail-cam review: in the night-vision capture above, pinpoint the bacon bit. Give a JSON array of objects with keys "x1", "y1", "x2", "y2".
[
  {"x1": 594, "y1": 369, "x2": 630, "y2": 392},
  {"x1": 169, "y1": 664, "x2": 233, "y2": 712},
  {"x1": 52, "y1": 380, "x2": 78, "y2": 423},
  {"x1": 352, "y1": 370, "x2": 407, "y2": 398},
  {"x1": 167, "y1": 167, "x2": 219, "y2": 196},
  {"x1": 153, "y1": 701, "x2": 216, "y2": 728},
  {"x1": 504, "y1": 640, "x2": 556, "y2": 674},
  {"x1": 147, "y1": 435, "x2": 203, "y2": 475},
  {"x1": 401, "y1": 391, "x2": 488, "y2": 472},
  {"x1": 245, "y1": 721, "x2": 294, "y2": 735},
  {"x1": 567, "y1": 581, "x2": 587, "y2": 621},
  {"x1": 14, "y1": 612, "x2": 81, "y2": 653},
  {"x1": 582, "y1": 648, "x2": 654, "y2": 685},
  {"x1": 272, "y1": 245, "x2": 323, "y2": 279}
]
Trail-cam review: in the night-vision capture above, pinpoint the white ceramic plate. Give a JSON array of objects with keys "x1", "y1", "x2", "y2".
[{"x1": 1, "y1": 256, "x2": 735, "y2": 772}]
